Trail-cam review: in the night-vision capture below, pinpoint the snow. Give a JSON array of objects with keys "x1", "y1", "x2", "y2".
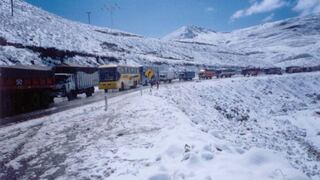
[
  {"x1": 1, "y1": 0, "x2": 319, "y2": 67},
  {"x1": 1, "y1": 72, "x2": 319, "y2": 179},
  {"x1": 164, "y1": 15, "x2": 320, "y2": 68},
  {"x1": 162, "y1": 25, "x2": 217, "y2": 40}
]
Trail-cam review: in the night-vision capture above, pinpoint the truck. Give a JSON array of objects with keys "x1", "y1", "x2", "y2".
[
  {"x1": 285, "y1": 66, "x2": 304, "y2": 73},
  {"x1": 159, "y1": 70, "x2": 176, "y2": 83},
  {"x1": 198, "y1": 69, "x2": 215, "y2": 79},
  {"x1": 263, "y1": 67, "x2": 282, "y2": 75},
  {"x1": 54, "y1": 64, "x2": 99, "y2": 101},
  {"x1": 0, "y1": 65, "x2": 55, "y2": 118},
  {"x1": 216, "y1": 69, "x2": 236, "y2": 78},
  {"x1": 179, "y1": 71, "x2": 195, "y2": 81},
  {"x1": 241, "y1": 68, "x2": 261, "y2": 76}
]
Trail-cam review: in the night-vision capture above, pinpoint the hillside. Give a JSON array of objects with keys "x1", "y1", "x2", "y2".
[
  {"x1": 1, "y1": 72, "x2": 319, "y2": 179},
  {"x1": 0, "y1": 0, "x2": 319, "y2": 68},
  {"x1": 0, "y1": 0, "x2": 247, "y2": 68},
  {"x1": 164, "y1": 15, "x2": 320, "y2": 67}
]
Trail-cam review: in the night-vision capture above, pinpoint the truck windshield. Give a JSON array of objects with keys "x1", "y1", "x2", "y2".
[
  {"x1": 55, "y1": 75, "x2": 69, "y2": 84},
  {"x1": 99, "y1": 68, "x2": 118, "y2": 81}
]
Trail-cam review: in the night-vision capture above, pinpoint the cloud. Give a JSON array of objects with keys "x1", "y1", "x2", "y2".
[
  {"x1": 262, "y1": 13, "x2": 275, "y2": 22},
  {"x1": 231, "y1": 0, "x2": 286, "y2": 20},
  {"x1": 293, "y1": 0, "x2": 320, "y2": 16},
  {"x1": 206, "y1": 7, "x2": 214, "y2": 12}
]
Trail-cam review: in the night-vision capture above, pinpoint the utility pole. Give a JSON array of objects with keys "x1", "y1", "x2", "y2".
[
  {"x1": 102, "y1": 3, "x2": 120, "y2": 28},
  {"x1": 86, "y1": 11, "x2": 91, "y2": 24},
  {"x1": 10, "y1": 0, "x2": 14, "y2": 16}
]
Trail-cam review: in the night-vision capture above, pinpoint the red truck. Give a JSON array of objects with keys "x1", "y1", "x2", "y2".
[
  {"x1": 0, "y1": 65, "x2": 55, "y2": 118},
  {"x1": 199, "y1": 69, "x2": 215, "y2": 79}
]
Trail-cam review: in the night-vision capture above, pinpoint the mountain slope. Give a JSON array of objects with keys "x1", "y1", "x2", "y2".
[
  {"x1": 0, "y1": 0, "x2": 319, "y2": 68},
  {"x1": 164, "y1": 15, "x2": 320, "y2": 67},
  {"x1": 163, "y1": 25, "x2": 217, "y2": 40},
  {"x1": 0, "y1": 0, "x2": 249, "y2": 67}
]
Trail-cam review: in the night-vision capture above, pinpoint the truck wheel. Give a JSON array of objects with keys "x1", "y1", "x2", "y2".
[
  {"x1": 67, "y1": 94, "x2": 73, "y2": 101},
  {"x1": 31, "y1": 93, "x2": 41, "y2": 109},
  {"x1": 133, "y1": 81, "x2": 138, "y2": 88},
  {"x1": 40, "y1": 92, "x2": 51, "y2": 107},
  {"x1": 49, "y1": 96, "x2": 54, "y2": 103},
  {"x1": 86, "y1": 91, "x2": 92, "y2": 97},
  {"x1": 67, "y1": 92, "x2": 76, "y2": 101},
  {"x1": 86, "y1": 88, "x2": 93, "y2": 97}
]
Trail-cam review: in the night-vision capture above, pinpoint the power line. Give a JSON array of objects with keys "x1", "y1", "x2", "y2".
[{"x1": 101, "y1": 3, "x2": 120, "y2": 28}]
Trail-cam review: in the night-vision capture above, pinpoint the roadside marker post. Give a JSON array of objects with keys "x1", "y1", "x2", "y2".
[{"x1": 104, "y1": 92, "x2": 108, "y2": 111}]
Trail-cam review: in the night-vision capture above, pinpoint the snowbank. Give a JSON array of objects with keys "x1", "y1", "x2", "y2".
[{"x1": 0, "y1": 73, "x2": 319, "y2": 179}]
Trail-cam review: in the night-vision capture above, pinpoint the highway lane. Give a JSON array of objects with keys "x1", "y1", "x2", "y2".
[
  {"x1": 0, "y1": 73, "x2": 287, "y2": 127},
  {"x1": 0, "y1": 86, "x2": 148, "y2": 126}
]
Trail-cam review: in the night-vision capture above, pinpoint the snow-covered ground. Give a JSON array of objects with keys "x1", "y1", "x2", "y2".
[
  {"x1": 1, "y1": 72, "x2": 320, "y2": 180},
  {"x1": 1, "y1": 0, "x2": 319, "y2": 67}
]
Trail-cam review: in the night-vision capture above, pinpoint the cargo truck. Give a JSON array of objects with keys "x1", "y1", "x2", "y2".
[
  {"x1": 0, "y1": 65, "x2": 55, "y2": 118},
  {"x1": 179, "y1": 71, "x2": 195, "y2": 81},
  {"x1": 216, "y1": 69, "x2": 236, "y2": 78},
  {"x1": 159, "y1": 70, "x2": 176, "y2": 83},
  {"x1": 198, "y1": 69, "x2": 215, "y2": 79},
  {"x1": 54, "y1": 64, "x2": 99, "y2": 101}
]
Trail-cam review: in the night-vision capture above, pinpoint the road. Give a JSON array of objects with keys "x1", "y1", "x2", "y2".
[
  {"x1": 0, "y1": 73, "x2": 302, "y2": 127},
  {"x1": 0, "y1": 86, "x2": 148, "y2": 126}
]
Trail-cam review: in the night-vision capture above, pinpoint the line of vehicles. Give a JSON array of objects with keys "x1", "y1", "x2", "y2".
[
  {"x1": 1, "y1": 63, "x2": 320, "y2": 118},
  {"x1": 198, "y1": 65, "x2": 320, "y2": 79}
]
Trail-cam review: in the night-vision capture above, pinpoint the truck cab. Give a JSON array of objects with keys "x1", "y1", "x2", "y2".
[{"x1": 54, "y1": 73, "x2": 76, "y2": 99}]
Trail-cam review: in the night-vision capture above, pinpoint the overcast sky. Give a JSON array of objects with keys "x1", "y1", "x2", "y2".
[{"x1": 26, "y1": 0, "x2": 320, "y2": 37}]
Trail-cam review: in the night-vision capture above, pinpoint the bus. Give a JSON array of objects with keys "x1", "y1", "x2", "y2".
[{"x1": 98, "y1": 65, "x2": 140, "y2": 92}]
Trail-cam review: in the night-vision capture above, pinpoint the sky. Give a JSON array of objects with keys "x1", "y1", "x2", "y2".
[{"x1": 25, "y1": 0, "x2": 320, "y2": 38}]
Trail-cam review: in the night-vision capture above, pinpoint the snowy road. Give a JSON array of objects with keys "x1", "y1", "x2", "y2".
[
  {"x1": 0, "y1": 73, "x2": 320, "y2": 180},
  {"x1": 0, "y1": 86, "x2": 149, "y2": 126}
]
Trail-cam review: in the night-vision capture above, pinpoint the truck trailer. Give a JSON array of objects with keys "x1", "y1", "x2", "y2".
[
  {"x1": 159, "y1": 70, "x2": 176, "y2": 83},
  {"x1": 0, "y1": 65, "x2": 55, "y2": 118}
]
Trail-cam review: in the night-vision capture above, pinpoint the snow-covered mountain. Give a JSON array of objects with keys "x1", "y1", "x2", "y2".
[
  {"x1": 164, "y1": 15, "x2": 320, "y2": 67},
  {"x1": 0, "y1": 0, "x2": 319, "y2": 68},
  {"x1": 162, "y1": 25, "x2": 217, "y2": 40}
]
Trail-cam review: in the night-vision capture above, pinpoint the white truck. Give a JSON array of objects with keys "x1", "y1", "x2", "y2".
[
  {"x1": 54, "y1": 64, "x2": 99, "y2": 101},
  {"x1": 159, "y1": 70, "x2": 176, "y2": 83}
]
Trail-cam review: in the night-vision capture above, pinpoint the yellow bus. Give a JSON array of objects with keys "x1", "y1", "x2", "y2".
[{"x1": 98, "y1": 65, "x2": 140, "y2": 92}]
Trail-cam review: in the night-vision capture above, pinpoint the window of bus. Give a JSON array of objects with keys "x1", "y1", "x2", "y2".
[{"x1": 99, "y1": 67, "x2": 119, "y2": 81}]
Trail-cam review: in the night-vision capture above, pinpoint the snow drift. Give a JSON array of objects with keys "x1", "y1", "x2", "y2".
[{"x1": 1, "y1": 73, "x2": 319, "y2": 179}]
